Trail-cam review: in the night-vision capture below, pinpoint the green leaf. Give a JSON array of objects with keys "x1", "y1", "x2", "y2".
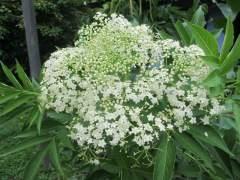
[
  {"x1": 24, "y1": 143, "x2": 50, "y2": 180},
  {"x1": 212, "y1": 28, "x2": 223, "y2": 41},
  {"x1": 0, "y1": 95, "x2": 32, "y2": 116},
  {"x1": 49, "y1": 139, "x2": 64, "y2": 177},
  {"x1": 233, "y1": 103, "x2": 240, "y2": 137},
  {"x1": 0, "y1": 136, "x2": 52, "y2": 157},
  {"x1": 16, "y1": 62, "x2": 34, "y2": 90},
  {"x1": 100, "y1": 163, "x2": 120, "y2": 174},
  {"x1": 220, "y1": 17, "x2": 234, "y2": 61},
  {"x1": 0, "y1": 106, "x2": 30, "y2": 128},
  {"x1": 174, "y1": 21, "x2": 191, "y2": 45},
  {"x1": 201, "y1": 56, "x2": 220, "y2": 68},
  {"x1": 47, "y1": 111, "x2": 72, "y2": 124},
  {"x1": 0, "y1": 92, "x2": 21, "y2": 104},
  {"x1": 37, "y1": 107, "x2": 44, "y2": 135},
  {"x1": 189, "y1": 23, "x2": 219, "y2": 56},
  {"x1": 203, "y1": 70, "x2": 224, "y2": 88},
  {"x1": 174, "y1": 132, "x2": 214, "y2": 171},
  {"x1": 28, "y1": 107, "x2": 40, "y2": 128},
  {"x1": 216, "y1": 3, "x2": 237, "y2": 20},
  {"x1": 220, "y1": 35, "x2": 240, "y2": 74},
  {"x1": 191, "y1": 5, "x2": 206, "y2": 27},
  {"x1": 157, "y1": 30, "x2": 172, "y2": 40},
  {"x1": 0, "y1": 62, "x2": 23, "y2": 89},
  {"x1": 188, "y1": 125, "x2": 233, "y2": 156},
  {"x1": 153, "y1": 133, "x2": 176, "y2": 180},
  {"x1": 226, "y1": 0, "x2": 240, "y2": 12}
]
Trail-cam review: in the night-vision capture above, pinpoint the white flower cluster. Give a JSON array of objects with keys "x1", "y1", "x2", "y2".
[{"x1": 40, "y1": 13, "x2": 225, "y2": 158}]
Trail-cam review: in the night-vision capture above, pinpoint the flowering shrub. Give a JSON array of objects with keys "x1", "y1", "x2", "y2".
[
  {"x1": 40, "y1": 13, "x2": 225, "y2": 164},
  {"x1": 1, "y1": 11, "x2": 240, "y2": 180}
]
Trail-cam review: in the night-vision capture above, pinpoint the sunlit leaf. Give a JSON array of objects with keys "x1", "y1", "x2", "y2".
[{"x1": 189, "y1": 23, "x2": 219, "y2": 56}]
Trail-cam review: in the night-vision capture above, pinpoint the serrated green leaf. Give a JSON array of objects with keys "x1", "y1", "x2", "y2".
[
  {"x1": 189, "y1": 23, "x2": 219, "y2": 56},
  {"x1": 188, "y1": 125, "x2": 233, "y2": 156},
  {"x1": 174, "y1": 132, "x2": 214, "y2": 171},
  {"x1": 24, "y1": 143, "x2": 50, "y2": 180},
  {"x1": 220, "y1": 17, "x2": 234, "y2": 61},
  {"x1": 174, "y1": 21, "x2": 191, "y2": 45},
  {"x1": 0, "y1": 62, "x2": 23, "y2": 89},
  {"x1": 153, "y1": 133, "x2": 176, "y2": 180},
  {"x1": 16, "y1": 62, "x2": 34, "y2": 90},
  {"x1": 220, "y1": 35, "x2": 240, "y2": 74},
  {"x1": 0, "y1": 136, "x2": 52, "y2": 157},
  {"x1": 49, "y1": 138, "x2": 64, "y2": 177}
]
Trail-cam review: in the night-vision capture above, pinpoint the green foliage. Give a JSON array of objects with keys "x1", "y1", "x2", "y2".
[
  {"x1": 0, "y1": 63, "x2": 73, "y2": 179},
  {"x1": 153, "y1": 133, "x2": 175, "y2": 180},
  {"x1": 1, "y1": 1, "x2": 240, "y2": 179},
  {"x1": 0, "y1": 0, "x2": 95, "y2": 68}
]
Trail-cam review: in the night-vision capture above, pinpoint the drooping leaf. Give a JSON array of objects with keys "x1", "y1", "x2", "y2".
[
  {"x1": 220, "y1": 17, "x2": 234, "y2": 61},
  {"x1": 0, "y1": 136, "x2": 52, "y2": 157},
  {"x1": 24, "y1": 143, "x2": 50, "y2": 180},
  {"x1": 220, "y1": 35, "x2": 240, "y2": 74},
  {"x1": 49, "y1": 138, "x2": 64, "y2": 177},
  {"x1": 188, "y1": 125, "x2": 233, "y2": 156},
  {"x1": 174, "y1": 132, "x2": 214, "y2": 171},
  {"x1": 189, "y1": 23, "x2": 219, "y2": 56},
  {"x1": 16, "y1": 62, "x2": 34, "y2": 90},
  {"x1": 0, "y1": 62, "x2": 23, "y2": 89},
  {"x1": 153, "y1": 133, "x2": 176, "y2": 180}
]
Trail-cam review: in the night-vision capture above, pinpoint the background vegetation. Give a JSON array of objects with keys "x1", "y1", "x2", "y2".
[{"x1": 1, "y1": 0, "x2": 240, "y2": 179}]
